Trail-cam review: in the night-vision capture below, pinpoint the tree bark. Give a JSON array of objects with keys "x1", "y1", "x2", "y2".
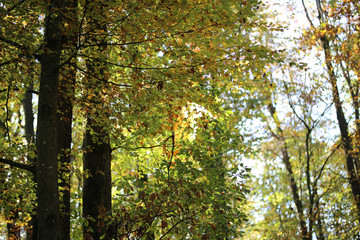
[
  {"x1": 82, "y1": 1, "x2": 112, "y2": 239},
  {"x1": 57, "y1": 60, "x2": 74, "y2": 240},
  {"x1": 36, "y1": 0, "x2": 64, "y2": 239},
  {"x1": 83, "y1": 119, "x2": 112, "y2": 240},
  {"x1": 57, "y1": 1, "x2": 78, "y2": 239}
]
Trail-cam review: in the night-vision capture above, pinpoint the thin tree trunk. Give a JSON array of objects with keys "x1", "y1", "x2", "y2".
[
  {"x1": 23, "y1": 84, "x2": 35, "y2": 145},
  {"x1": 303, "y1": 0, "x2": 360, "y2": 221},
  {"x1": 5, "y1": 84, "x2": 35, "y2": 240},
  {"x1": 321, "y1": 36, "x2": 360, "y2": 219},
  {"x1": 314, "y1": 187, "x2": 325, "y2": 240},
  {"x1": 7, "y1": 212, "x2": 20, "y2": 240},
  {"x1": 268, "y1": 103, "x2": 310, "y2": 240},
  {"x1": 22, "y1": 82, "x2": 38, "y2": 240},
  {"x1": 36, "y1": 0, "x2": 64, "y2": 239}
]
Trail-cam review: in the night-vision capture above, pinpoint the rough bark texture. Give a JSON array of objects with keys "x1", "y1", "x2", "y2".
[{"x1": 36, "y1": 0, "x2": 64, "y2": 239}]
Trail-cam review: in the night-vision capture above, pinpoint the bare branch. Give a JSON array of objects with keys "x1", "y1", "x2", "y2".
[
  {"x1": 0, "y1": 36, "x2": 31, "y2": 53},
  {"x1": 302, "y1": 0, "x2": 315, "y2": 28},
  {"x1": 0, "y1": 158, "x2": 35, "y2": 173},
  {"x1": 4, "y1": 0, "x2": 27, "y2": 13},
  {"x1": 314, "y1": 139, "x2": 343, "y2": 187}
]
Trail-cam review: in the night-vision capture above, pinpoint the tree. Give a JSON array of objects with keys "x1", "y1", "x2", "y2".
[
  {"x1": 246, "y1": 66, "x2": 359, "y2": 239},
  {"x1": 244, "y1": 0, "x2": 360, "y2": 237},
  {"x1": 36, "y1": 0, "x2": 66, "y2": 238},
  {"x1": 82, "y1": 1, "x2": 112, "y2": 239},
  {"x1": 301, "y1": 0, "x2": 360, "y2": 219},
  {"x1": 0, "y1": 0, "x2": 271, "y2": 239},
  {"x1": 57, "y1": 2, "x2": 78, "y2": 240}
]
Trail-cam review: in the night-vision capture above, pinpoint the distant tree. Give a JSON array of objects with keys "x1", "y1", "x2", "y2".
[{"x1": 302, "y1": 0, "x2": 360, "y2": 220}]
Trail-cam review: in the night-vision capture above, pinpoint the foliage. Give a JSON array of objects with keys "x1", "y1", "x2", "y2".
[
  {"x1": 244, "y1": 0, "x2": 360, "y2": 239},
  {"x1": 0, "y1": 0, "x2": 272, "y2": 239}
]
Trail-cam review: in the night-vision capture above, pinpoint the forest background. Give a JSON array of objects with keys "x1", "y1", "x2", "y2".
[{"x1": 0, "y1": 0, "x2": 359, "y2": 239}]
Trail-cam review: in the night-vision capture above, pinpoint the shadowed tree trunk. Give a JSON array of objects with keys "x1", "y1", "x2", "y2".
[
  {"x1": 57, "y1": 1, "x2": 78, "y2": 239},
  {"x1": 83, "y1": 121, "x2": 112, "y2": 240},
  {"x1": 22, "y1": 81, "x2": 38, "y2": 240},
  {"x1": 36, "y1": 0, "x2": 65, "y2": 239},
  {"x1": 3, "y1": 86, "x2": 35, "y2": 240},
  {"x1": 82, "y1": 1, "x2": 112, "y2": 239}
]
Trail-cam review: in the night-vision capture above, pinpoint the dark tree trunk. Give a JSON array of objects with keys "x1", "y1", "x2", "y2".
[
  {"x1": 302, "y1": 0, "x2": 360, "y2": 222},
  {"x1": 22, "y1": 82, "x2": 38, "y2": 240},
  {"x1": 57, "y1": 61, "x2": 74, "y2": 240},
  {"x1": 321, "y1": 37, "x2": 360, "y2": 219},
  {"x1": 7, "y1": 212, "x2": 21, "y2": 240},
  {"x1": 36, "y1": 0, "x2": 64, "y2": 239},
  {"x1": 57, "y1": 1, "x2": 78, "y2": 239},
  {"x1": 23, "y1": 84, "x2": 35, "y2": 145},
  {"x1": 82, "y1": 1, "x2": 112, "y2": 239},
  {"x1": 4, "y1": 85, "x2": 35, "y2": 240},
  {"x1": 83, "y1": 120, "x2": 112, "y2": 240}
]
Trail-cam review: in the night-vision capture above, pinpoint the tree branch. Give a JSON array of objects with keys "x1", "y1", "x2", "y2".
[
  {"x1": 4, "y1": 0, "x2": 27, "y2": 13},
  {"x1": 0, "y1": 158, "x2": 35, "y2": 173},
  {"x1": 302, "y1": 0, "x2": 315, "y2": 28}
]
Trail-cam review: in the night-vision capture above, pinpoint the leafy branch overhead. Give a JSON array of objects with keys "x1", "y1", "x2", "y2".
[{"x1": 0, "y1": 0, "x2": 266, "y2": 239}]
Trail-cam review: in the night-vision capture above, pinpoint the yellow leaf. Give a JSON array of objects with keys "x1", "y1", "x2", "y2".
[{"x1": 193, "y1": 46, "x2": 201, "y2": 53}]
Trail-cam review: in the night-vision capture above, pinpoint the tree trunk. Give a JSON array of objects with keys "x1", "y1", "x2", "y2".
[
  {"x1": 23, "y1": 84, "x2": 35, "y2": 145},
  {"x1": 57, "y1": 1, "x2": 78, "y2": 239},
  {"x1": 268, "y1": 103, "x2": 310, "y2": 240},
  {"x1": 83, "y1": 119, "x2": 112, "y2": 240},
  {"x1": 7, "y1": 213, "x2": 20, "y2": 240},
  {"x1": 22, "y1": 82, "x2": 38, "y2": 240},
  {"x1": 321, "y1": 36, "x2": 360, "y2": 219},
  {"x1": 36, "y1": 0, "x2": 64, "y2": 239},
  {"x1": 4, "y1": 84, "x2": 35, "y2": 240},
  {"x1": 82, "y1": 1, "x2": 112, "y2": 239},
  {"x1": 57, "y1": 61, "x2": 74, "y2": 240}
]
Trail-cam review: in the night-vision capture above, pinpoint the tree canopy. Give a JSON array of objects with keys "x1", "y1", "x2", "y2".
[{"x1": 0, "y1": 0, "x2": 359, "y2": 239}]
